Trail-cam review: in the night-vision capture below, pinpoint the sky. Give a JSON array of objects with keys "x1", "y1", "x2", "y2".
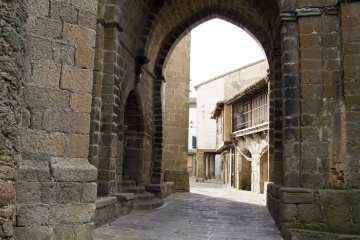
[{"x1": 189, "y1": 19, "x2": 265, "y2": 97}]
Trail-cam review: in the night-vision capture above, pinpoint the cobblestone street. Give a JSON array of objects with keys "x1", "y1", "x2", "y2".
[{"x1": 95, "y1": 178, "x2": 282, "y2": 240}]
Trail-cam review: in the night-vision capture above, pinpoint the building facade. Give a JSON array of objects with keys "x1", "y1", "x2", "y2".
[{"x1": 195, "y1": 60, "x2": 269, "y2": 183}]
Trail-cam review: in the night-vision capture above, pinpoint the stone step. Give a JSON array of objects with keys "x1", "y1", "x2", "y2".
[
  {"x1": 123, "y1": 186, "x2": 146, "y2": 194},
  {"x1": 134, "y1": 198, "x2": 164, "y2": 210},
  {"x1": 122, "y1": 180, "x2": 137, "y2": 187},
  {"x1": 136, "y1": 192, "x2": 155, "y2": 201}
]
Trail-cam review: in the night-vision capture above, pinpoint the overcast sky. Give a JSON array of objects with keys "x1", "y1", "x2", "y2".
[{"x1": 190, "y1": 19, "x2": 265, "y2": 97}]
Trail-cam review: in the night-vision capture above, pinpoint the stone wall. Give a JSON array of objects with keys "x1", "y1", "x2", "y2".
[
  {"x1": 0, "y1": 0, "x2": 26, "y2": 238},
  {"x1": 268, "y1": 184, "x2": 360, "y2": 239},
  {"x1": 162, "y1": 34, "x2": 191, "y2": 191},
  {"x1": 15, "y1": 0, "x2": 98, "y2": 238}
]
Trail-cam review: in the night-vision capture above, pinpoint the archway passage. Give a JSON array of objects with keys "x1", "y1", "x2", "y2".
[{"x1": 123, "y1": 90, "x2": 146, "y2": 186}]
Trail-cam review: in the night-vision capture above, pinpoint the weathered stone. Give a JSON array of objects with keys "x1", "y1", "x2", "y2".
[
  {"x1": 76, "y1": 47, "x2": 95, "y2": 69},
  {"x1": 16, "y1": 182, "x2": 42, "y2": 204},
  {"x1": 75, "y1": 223, "x2": 94, "y2": 240},
  {"x1": 70, "y1": 93, "x2": 92, "y2": 113},
  {"x1": 15, "y1": 226, "x2": 53, "y2": 240},
  {"x1": 0, "y1": 182, "x2": 14, "y2": 208},
  {"x1": 43, "y1": 110, "x2": 90, "y2": 134},
  {"x1": 280, "y1": 188, "x2": 314, "y2": 204},
  {"x1": 63, "y1": 23, "x2": 96, "y2": 47},
  {"x1": 54, "y1": 226, "x2": 75, "y2": 240},
  {"x1": 67, "y1": 134, "x2": 90, "y2": 158},
  {"x1": 49, "y1": 204, "x2": 95, "y2": 224},
  {"x1": 82, "y1": 183, "x2": 97, "y2": 203},
  {"x1": 24, "y1": 87, "x2": 69, "y2": 109},
  {"x1": 50, "y1": 157, "x2": 97, "y2": 182},
  {"x1": 21, "y1": 129, "x2": 65, "y2": 156},
  {"x1": 29, "y1": 60, "x2": 61, "y2": 88},
  {"x1": 61, "y1": 65, "x2": 93, "y2": 94},
  {"x1": 0, "y1": 166, "x2": 15, "y2": 181},
  {"x1": 17, "y1": 204, "x2": 49, "y2": 226}
]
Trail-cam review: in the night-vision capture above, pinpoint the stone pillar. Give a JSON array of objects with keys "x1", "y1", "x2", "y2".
[
  {"x1": 15, "y1": 0, "x2": 98, "y2": 238},
  {"x1": 196, "y1": 151, "x2": 205, "y2": 182},
  {"x1": 162, "y1": 33, "x2": 190, "y2": 191},
  {"x1": 192, "y1": 154, "x2": 197, "y2": 177},
  {"x1": 210, "y1": 155, "x2": 215, "y2": 179},
  {"x1": 267, "y1": 2, "x2": 360, "y2": 239},
  {"x1": 205, "y1": 154, "x2": 210, "y2": 180},
  {"x1": 251, "y1": 154, "x2": 261, "y2": 194}
]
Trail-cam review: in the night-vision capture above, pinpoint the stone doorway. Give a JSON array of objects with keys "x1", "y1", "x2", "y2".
[{"x1": 123, "y1": 90, "x2": 146, "y2": 186}]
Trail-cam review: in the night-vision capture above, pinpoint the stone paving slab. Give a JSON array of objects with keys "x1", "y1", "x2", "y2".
[{"x1": 95, "y1": 179, "x2": 283, "y2": 240}]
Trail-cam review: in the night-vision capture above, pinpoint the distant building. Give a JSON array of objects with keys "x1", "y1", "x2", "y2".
[
  {"x1": 194, "y1": 59, "x2": 269, "y2": 183},
  {"x1": 212, "y1": 78, "x2": 269, "y2": 193}
]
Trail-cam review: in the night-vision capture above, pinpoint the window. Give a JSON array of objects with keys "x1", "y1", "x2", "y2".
[{"x1": 232, "y1": 90, "x2": 268, "y2": 132}]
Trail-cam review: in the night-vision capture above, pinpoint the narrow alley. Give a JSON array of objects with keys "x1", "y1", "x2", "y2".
[{"x1": 95, "y1": 178, "x2": 282, "y2": 240}]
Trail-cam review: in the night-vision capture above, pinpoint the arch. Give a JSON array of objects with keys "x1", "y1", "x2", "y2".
[{"x1": 134, "y1": 1, "x2": 282, "y2": 187}]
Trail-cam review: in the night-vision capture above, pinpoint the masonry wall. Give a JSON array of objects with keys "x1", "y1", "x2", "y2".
[
  {"x1": 162, "y1": 34, "x2": 191, "y2": 191},
  {"x1": 0, "y1": 0, "x2": 26, "y2": 238},
  {"x1": 268, "y1": 1, "x2": 360, "y2": 238},
  {"x1": 15, "y1": 0, "x2": 98, "y2": 238}
]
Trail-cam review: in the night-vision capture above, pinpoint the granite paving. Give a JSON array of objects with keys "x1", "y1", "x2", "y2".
[{"x1": 94, "y1": 178, "x2": 283, "y2": 240}]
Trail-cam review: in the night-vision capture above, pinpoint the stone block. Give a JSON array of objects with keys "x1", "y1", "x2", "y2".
[
  {"x1": 67, "y1": 134, "x2": 90, "y2": 158},
  {"x1": 43, "y1": 110, "x2": 90, "y2": 134},
  {"x1": 280, "y1": 188, "x2": 314, "y2": 204},
  {"x1": 50, "y1": 203, "x2": 95, "y2": 224},
  {"x1": 0, "y1": 182, "x2": 15, "y2": 207},
  {"x1": 30, "y1": 60, "x2": 61, "y2": 88},
  {"x1": 70, "y1": 93, "x2": 92, "y2": 113},
  {"x1": 24, "y1": 87, "x2": 69, "y2": 109},
  {"x1": 17, "y1": 204, "x2": 49, "y2": 226},
  {"x1": 75, "y1": 223, "x2": 94, "y2": 240},
  {"x1": 27, "y1": 36, "x2": 52, "y2": 60},
  {"x1": 0, "y1": 166, "x2": 15, "y2": 181},
  {"x1": 76, "y1": 47, "x2": 95, "y2": 69},
  {"x1": 78, "y1": 10, "x2": 97, "y2": 29},
  {"x1": 33, "y1": 17, "x2": 62, "y2": 39},
  {"x1": 16, "y1": 182, "x2": 42, "y2": 204},
  {"x1": 54, "y1": 182, "x2": 82, "y2": 203},
  {"x1": 61, "y1": 65, "x2": 93, "y2": 93},
  {"x1": 51, "y1": 1, "x2": 77, "y2": 24},
  {"x1": 63, "y1": 23, "x2": 96, "y2": 47},
  {"x1": 280, "y1": 203, "x2": 297, "y2": 222},
  {"x1": 52, "y1": 41, "x2": 76, "y2": 65},
  {"x1": 15, "y1": 226, "x2": 53, "y2": 240},
  {"x1": 298, "y1": 203, "x2": 324, "y2": 223},
  {"x1": 50, "y1": 157, "x2": 97, "y2": 182},
  {"x1": 21, "y1": 129, "x2": 65, "y2": 156},
  {"x1": 54, "y1": 226, "x2": 75, "y2": 240},
  {"x1": 82, "y1": 183, "x2": 97, "y2": 203},
  {"x1": 17, "y1": 159, "x2": 51, "y2": 182},
  {"x1": 27, "y1": 0, "x2": 49, "y2": 17}
]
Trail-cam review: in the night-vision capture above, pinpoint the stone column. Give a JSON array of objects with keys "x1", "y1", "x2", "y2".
[
  {"x1": 15, "y1": 0, "x2": 98, "y2": 238},
  {"x1": 196, "y1": 151, "x2": 205, "y2": 182},
  {"x1": 210, "y1": 155, "x2": 215, "y2": 179},
  {"x1": 251, "y1": 154, "x2": 261, "y2": 194}
]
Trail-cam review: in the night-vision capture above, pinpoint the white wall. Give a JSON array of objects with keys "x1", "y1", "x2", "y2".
[{"x1": 196, "y1": 78, "x2": 224, "y2": 150}]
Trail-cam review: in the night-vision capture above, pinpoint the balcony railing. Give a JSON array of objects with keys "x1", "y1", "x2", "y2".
[{"x1": 232, "y1": 90, "x2": 268, "y2": 132}]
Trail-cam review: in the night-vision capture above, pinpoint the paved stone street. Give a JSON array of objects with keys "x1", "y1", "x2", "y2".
[{"x1": 95, "y1": 178, "x2": 282, "y2": 240}]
